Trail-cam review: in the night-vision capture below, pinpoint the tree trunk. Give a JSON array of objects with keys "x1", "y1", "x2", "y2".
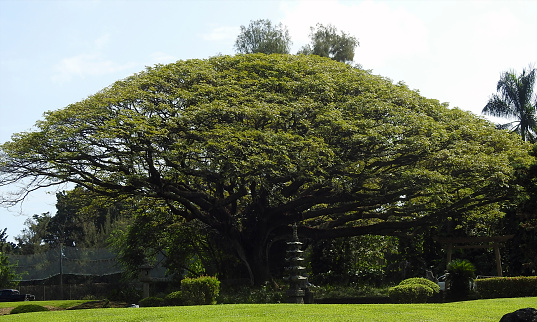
[{"x1": 234, "y1": 235, "x2": 273, "y2": 286}]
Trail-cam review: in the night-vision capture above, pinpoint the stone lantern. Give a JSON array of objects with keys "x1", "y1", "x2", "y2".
[
  {"x1": 284, "y1": 223, "x2": 309, "y2": 304},
  {"x1": 138, "y1": 263, "x2": 153, "y2": 298}
]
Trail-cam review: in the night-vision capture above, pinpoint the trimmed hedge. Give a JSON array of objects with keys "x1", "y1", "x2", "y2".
[
  {"x1": 164, "y1": 290, "x2": 183, "y2": 306},
  {"x1": 389, "y1": 284, "x2": 433, "y2": 303},
  {"x1": 139, "y1": 296, "x2": 164, "y2": 307},
  {"x1": 10, "y1": 304, "x2": 49, "y2": 314},
  {"x1": 398, "y1": 277, "x2": 440, "y2": 294},
  {"x1": 181, "y1": 276, "x2": 220, "y2": 306},
  {"x1": 475, "y1": 276, "x2": 537, "y2": 298}
]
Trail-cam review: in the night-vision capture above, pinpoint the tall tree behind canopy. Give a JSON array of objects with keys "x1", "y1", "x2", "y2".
[
  {"x1": 482, "y1": 65, "x2": 537, "y2": 143},
  {"x1": 234, "y1": 19, "x2": 292, "y2": 54},
  {"x1": 0, "y1": 54, "x2": 533, "y2": 285},
  {"x1": 298, "y1": 23, "x2": 358, "y2": 63}
]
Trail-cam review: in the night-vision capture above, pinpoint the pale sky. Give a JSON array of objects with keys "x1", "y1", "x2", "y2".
[{"x1": 1, "y1": 0, "x2": 536, "y2": 242}]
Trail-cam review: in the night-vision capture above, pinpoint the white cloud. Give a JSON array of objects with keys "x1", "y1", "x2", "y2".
[
  {"x1": 52, "y1": 53, "x2": 136, "y2": 83},
  {"x1": 280, "y1": 0, "x2": 429, "y2": 68},
  {"x1": 148, "y1": 52, "x2": 178, "y2": 65},
  {"x1": 202, "y1": 26, "x2": 240, "y2": 42}
]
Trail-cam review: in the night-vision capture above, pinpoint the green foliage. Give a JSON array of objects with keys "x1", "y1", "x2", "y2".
[
  {"x1": 235, "y1": 19, "x2": 291, "y2": 54},
  {"x1": 163, "y1": 291, "x2": 183, "y2": 306},
  {"x1": 399, "y1": 277, "x2": 440, "y2": 294},
  {"x1": 388, "y1": 277, "x2": 438, "y2": 303},
  {"x1": 139, "y1": 296, "x2": 164, "y2": 307},
  {"x1": 10, "y1": 304, "x2": 49, "y2": 314},
  {"x1": 483, "y1": 65, "x2": 536, "y2": 143},
  {"x1": 1, "y1": 54, "x2": 533, "y2": 285},
  {"x1": 218, "y1": 284, "x2": 285, "y2": 304},
  {"x1": 388, "y1": 284, "x2": 433, "y2": 303},
  {"x1": 447, "y1": 259, "x2": 476, "y2": 299},
  {"x1": 0, "y1": 251, "x2": 19, "y2": 288},
  {"x1": 299, "y1": 23, "x2": 358, "y2": 63},
  {"x1": 14, "y1": 213, "x2": 53, "y2": 255},
  {"x1": 181, "y1": 276, "x2": 220, "y2": 305},
  {"x1": 475, "y1": 276, "x2": 537, "y2": 298},
  {"x1": 309, "y1": 235, "x2": 396, "y2": 286},
  {"x1": 106, "y1": 284, "x2": 142, "y2": 303}
]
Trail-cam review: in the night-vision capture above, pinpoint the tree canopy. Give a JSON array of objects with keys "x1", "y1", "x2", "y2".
[
  {"x1": 234, "y1": 19, "x2": 292, "y2": 55},
  {"x1": 298, "y1": 23, "x2": 358, "y2": 63},
  {"x1": 0, "y1": 54, "x2": 533, "y2": 284},
  {"x1": 483, "y1": 65, "x2": 537, "y2": 143}
]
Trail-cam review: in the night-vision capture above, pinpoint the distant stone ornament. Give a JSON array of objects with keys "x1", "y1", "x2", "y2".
[
  {"x1": 499, "y1": 308, "x2": 537, "y2": 322},
  {"x1": 284, "y1": 223, "x2": 310, "y2": 304}
]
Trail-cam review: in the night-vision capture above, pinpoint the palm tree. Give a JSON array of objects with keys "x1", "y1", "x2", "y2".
[{"x1": 482, "y1": 66, "x2": 537, "y2": 142}]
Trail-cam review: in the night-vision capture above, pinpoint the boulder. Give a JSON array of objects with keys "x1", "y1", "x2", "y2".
[{"x1": 499, "y1": 308, "x2": 537, "y2": 322}]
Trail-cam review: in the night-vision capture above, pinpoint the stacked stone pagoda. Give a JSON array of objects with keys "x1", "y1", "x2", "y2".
[{"x1": 284, "y1": 223, "x2": 309, "y2": 304}]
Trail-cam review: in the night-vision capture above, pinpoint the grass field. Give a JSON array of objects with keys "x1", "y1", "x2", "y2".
[{"x1": 0, "y1": 297, "x2": 535, "y2": 321}]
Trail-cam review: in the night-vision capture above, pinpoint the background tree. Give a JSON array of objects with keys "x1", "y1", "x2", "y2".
[
  {"x1": 0, "y1": 229, "x2": 19, "y2": 288},
  {"x1": 502, "y1": 143, "x2": 537, "y2": 275},
  {"x1": 15, "y1": 213, "x2": 52, "y2": 255},
  {"x1": 298, "y1": 23, "x2": 358, "y2": 63},
  {"x1": 482, "y1": 65, "x2": 537, "y2": 143},
  {"x1": 1, "y1": 54, "x2": 533, "y2": 285},
  {"x1": 234, "y1": 19, "x2": 291, "y2": 54}
]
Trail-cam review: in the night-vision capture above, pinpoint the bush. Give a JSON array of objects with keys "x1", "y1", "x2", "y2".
[
  {"x1": 138, "y1": 296, "x2": 164, "y2": 307},
  {"x1": 475, "y1": 276, "x2": 537, "y2": 298},
  {"x1": 107, "y1": 285, "x2": 142, "y2": 303},
  {"x1": 398, "y1": 277, "x2": 440, "y2": 294},
  {"x1": 447, "y1": 259, "x2": 476, "y2": 300},
  {"x1": 218, "y1": 284, "x2": 285, "y2": 304},
  {"x1": 10, "y1": 304, "x2": 49, "y2": 314},
  {"x1": 163, "y1": 290, "x2": 183, "y2": 306},
  {"x1": 388, "y1": 284, "x2": 433, "y2": 303},
  {"x1": 181, "y1": 276, "x2": 220, "y2": 305}
]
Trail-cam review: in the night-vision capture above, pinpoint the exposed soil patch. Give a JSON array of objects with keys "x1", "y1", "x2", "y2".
[{"x1": 0, "y1": 308, "x2": 12, "y2": 315}]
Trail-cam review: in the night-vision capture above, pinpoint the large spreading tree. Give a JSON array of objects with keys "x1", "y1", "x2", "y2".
[{"x1": 0, "y1": 54, "x2": 533, "y2": 284}]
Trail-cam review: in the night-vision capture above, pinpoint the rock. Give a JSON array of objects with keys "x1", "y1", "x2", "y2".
[{"x1": 499, "y1": 308, "x2": 537, "y2": 322}]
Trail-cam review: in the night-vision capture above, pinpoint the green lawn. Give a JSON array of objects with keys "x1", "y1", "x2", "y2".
[{"x1": 0, "y1": 297, "x2": 535, "y2": 321}]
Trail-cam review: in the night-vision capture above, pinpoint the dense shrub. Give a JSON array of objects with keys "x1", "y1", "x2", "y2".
[
  {"x1": 138, "y1": 296, "x2": 164, "y2": 307},
  {"x1": 181, "y1": 276, "x2": 220, "y2": 305},
  {"x1": 163, "y1": 291, "x2": 183, "y2": 306},
  {"x1": 398, "y1": 277, "x2": 440, "y2": 294},
  {"x1": 475, "y1": 276, "x2": 537, "y2": 298},
  {"x1": 388, "y1": 284, "x2": 433, "y2": 303},
  {"x1": 10, "y1": 304, "x2": 49, "y2": 314}
]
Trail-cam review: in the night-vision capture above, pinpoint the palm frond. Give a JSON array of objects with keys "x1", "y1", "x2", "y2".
[
  {"x1": 484, "y1": 65, "x2": 537, "y2": 142},
  {"x1": 482, "y1": 95, "x2": 517, "y2": 118}
]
